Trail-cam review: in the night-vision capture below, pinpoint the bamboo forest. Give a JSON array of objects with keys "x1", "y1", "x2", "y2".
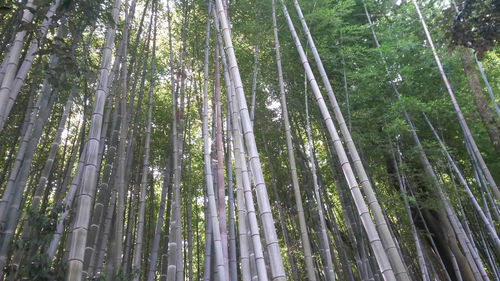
[{"x1": 0, "y1": 0, "x2": 499, "y2": 280}]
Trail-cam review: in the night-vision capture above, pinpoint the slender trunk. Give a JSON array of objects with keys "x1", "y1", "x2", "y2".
[
  {"x1": 280, "y1": 1, "x2": 396, "y2": 280},
  {"x1": 473, "y1": 52, "x2": 500, "y2": 117},
  {"x1": 411, "y1": 0, "x2": 498, "y2": 200},
  {"x1": 133, "y1": 3, "x2": 156, "y2": 279},
  {"x1": 202, "y1": 193, "x2": 213, "y2": 281},
  {"x1": 148, "y1": 146, "x2": 173, "y2": 281},
  {"x1": 159, "y1": 170, "x2": 174, "y2": 281},
  {"x1": 47, "y1": 109, "x2": 88, "y2": 260},
  {"x1": 84, "y1": 96, "x2": 120, "y2": 275},
  {"x1": 459, "y1": 48, "x2": 500, "y2": 152},
  {"x1": 264, "y1": 140, "x2": 300, "y2": 281},
  {"x1": 108, "y1": 2, "x2": 132, "y2": 277},
  {"x1": 391, "y1": 142, "x2": 431, "y2": 281},
  {"x1": 222, "y1": 28, "x2": 269, "y2": 281},
  {"x1": 214, "y1": 40, "x2": 229, "y2": 278},
  {"x1": 407, "y1": 117, "x2": 486, "y2": 281},
  {"x1": 0, "y1": 0, "x2": 62, "y2": 131},
  {"x1": 293, "y1": 1, "x2": 410, "y2": 279},
  {"x1": 272, "y1": 1, "x2": 316, "y2": 279},
  {"x1": 215, "y1": 22, "x2": 251, "y2": 281},
  {"x1": 214, "y1": 1, "x2": 287, "y2": 279},
  {"x1": 201, "y1": 4, "x2": 227, "y2": 278},
  {"x1": 65, "y1": 0, "x2": 121, "y2": 279},
  {"x1": 225, "y1": 101, "x2": 238, "y2": 281},
  {"x1": 250, "y1": 45, "x2": 258, "y2": 126},
  {"x1": 0, "y1": 0, "x2": 35, "y2": 130},
  {"x1": 0, "y1": 75, "x2": 58, "y2": 273},
  {"x1": 7, "y1": 88, "x2": 75, "y2": 277},
  {"x1": 304, "y1": 91, "x2": 336, "y2": 280},
  {"x1": 165, "y1": 0, "x2": 184, "y2": 278},
  {"x1": 423, "y1": 113, "x2": 500, "y2": 253}
]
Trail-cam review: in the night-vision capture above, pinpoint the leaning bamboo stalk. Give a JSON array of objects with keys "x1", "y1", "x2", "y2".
[
  {"x1": 0, "y1": 0, "x2": 35, "y2": 129},
  {"x1": 47, "y1": 107, "x2": 89, "y2": 260},
  {"x1": 250, "y1": 45, "x2": 258, "y2": 125},
  {"x1": 423, "y1": 113, "x2": 500, "y2": 254},
  {"x1": 271, "y1": 1, "x2": 316, "y2": 279},
  {"x1": 279, "y1": 1, "x2": 396, "y2": 280},
  {"x1": 48, "y1": 160, "x2": 84, "y2": 256},
  {"x1": 293, "y1": 1, "x2": 409, "y2": 279},
  {"x1": 214, "y1": 1, "x2": 287, "y2": 279},
  {"x1": 410, "y1": 0, "x2": 498, "y2": 201},
  {"x1": 391, "y1": 141, "x2": 431, "y2": 281},
  {"x1": 7, "y1": 88, "x2": 75, "y2": 276},
  {"x1": 473, "y1": 53, "x2": 499, "y2": 117},
  {"x1": 0, "y1": 44, "x2": 62, "y2": 225},
  {"x1": 0, "y1": 74, "x2": 59, "y2": 273},
  {"x1": 0, "y1": 0, "x2": 62, "y2": 131},
  {"x1": 407, "y1": 114, "x2": 487, "y2": 281},
  {"x1": 363, "y1": 3, "x2": 487, "y2": 278},
  {"x1": 304, "y1": 89, "x2": 336, "y2": 281}
]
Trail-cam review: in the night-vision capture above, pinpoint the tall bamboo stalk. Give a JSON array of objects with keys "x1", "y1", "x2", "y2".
[
  {"x1": 304, "y1": 89, "x2": 336, "y2": 280},
  {"x1": 0, "y1": 0, "x2": 62, "y2": 130},
  {"x1": 292, "y1": 1, "x2": 410, "y2": 279},
  {"x1": 410, "y1": 0, "x2": 498, "y2": 201},
  {"x1": 271, "y1": 0, "x2": 316, "y2": 279},
  {"x1": 473, "y1": 53, "x2": 499, "y2": 117},
  {"x1": 214, "y1": 38, "x2": 229, "y2": 278},
  {"x1": 391, "y1": 140, "x2": 431, "y2": 281},
  {"x1": 0, "y1": 0, "x2": 35, "y2": 130},
  {"x1": 65, "y1": 0, "x2": 121, "y2": 279},
  {"x1": 279, "y1": 1, "x2": 396, "y2": 280},
  {"x1": 214, "y1": 1, "x2": 287, "y2": 279},
  {"x1": 423, "y1": 113, "x2": 500, "y2": 254},
  {"x1": 215, "y1": 22, "x2": 251, "y2": 280},
  {"x1": 201, "y1": 4, "x2": 227, "y2": 278},
  {"x1": 133, "y1": 2, "x2": 156, "y2": 279}
]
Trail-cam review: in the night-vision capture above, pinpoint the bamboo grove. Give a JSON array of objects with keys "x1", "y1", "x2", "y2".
[{"x1": 0, "y1": 0, "x2": 498, "y2": 280}]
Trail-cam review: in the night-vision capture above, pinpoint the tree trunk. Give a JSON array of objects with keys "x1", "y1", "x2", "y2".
[{"x1": 459, "y1": 48, "x2": 500, "y2": 152}]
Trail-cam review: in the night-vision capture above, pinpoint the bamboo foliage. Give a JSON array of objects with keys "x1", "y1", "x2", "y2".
[{"x1": 0, "y1": 0, "x2": 497, "y2": 280}]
